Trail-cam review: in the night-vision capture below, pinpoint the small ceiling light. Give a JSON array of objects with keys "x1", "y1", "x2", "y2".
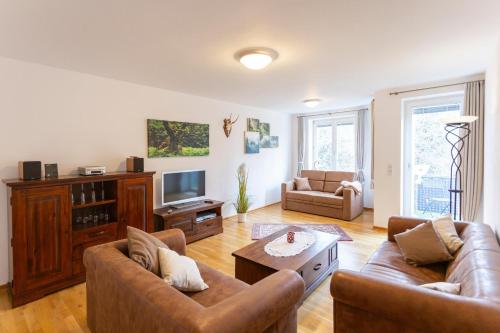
[
  {"x1": 235, "y1": 47, "x2": 279, "y2": 70},
  {"x1": 303, "y1": 98, "x2": 322, "y2": 108}
]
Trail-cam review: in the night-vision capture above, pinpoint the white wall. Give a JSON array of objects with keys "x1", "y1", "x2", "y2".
[
  {"x1": 0, "y1": 57, "x2": 293, "y2": 284},
  {"x1": 484, "y1": 38, "x2": 500, "y2": 239},
  {"x1": 373, "y1": 74, "x2": 484, "y2": 228}
]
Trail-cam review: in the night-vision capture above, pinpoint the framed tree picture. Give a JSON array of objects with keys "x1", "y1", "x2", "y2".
[{"x1": 147, "y1": 119, "x2": 209, "y2": 157}]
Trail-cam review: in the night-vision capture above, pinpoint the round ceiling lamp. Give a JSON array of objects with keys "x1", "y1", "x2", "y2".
[
  {"x1": 303, "y1": 98, "x2": 322, "y2": 108},
  {"x1": 235, "y1": 47, "x2": 279, "y2": 70}
]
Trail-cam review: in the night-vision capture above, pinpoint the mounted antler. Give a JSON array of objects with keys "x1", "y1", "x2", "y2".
[{"x1": 223, "y1": 114, "x2": 239, "y2": 138}]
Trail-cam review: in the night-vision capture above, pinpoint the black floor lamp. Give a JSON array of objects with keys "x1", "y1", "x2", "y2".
[{"x1": 444, "y1": 116, "x2": 477, "y2": 221}]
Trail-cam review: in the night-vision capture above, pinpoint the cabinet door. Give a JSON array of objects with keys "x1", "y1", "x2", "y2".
[
  {"x1": 12, "y1": 186, "x2": 72, "y2": 293},
  {"x1": 118, "y1": 177, "x2": 153, "y2": 238}
]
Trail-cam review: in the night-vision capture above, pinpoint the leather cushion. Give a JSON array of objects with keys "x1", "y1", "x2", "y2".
[
  {"x1": 184, "y1": 262, "x2": 248, "y2": 307},
  {"x1": 365, "y1": 241, "x2": 446, "y2": 283},
  {"x1": 311, "y1": 192, "x2": 343, "y2": 207},
  {"x1": 301, "y1": 170, "x2": 325, "y2": 191},
  {"x1": 286, "y1": 191, "x2": 343, "y2": 207},
  {"x1": 324, "y1": 171, "x2": 355, "y2": 193},
  {"x1": 286, "y1": 191, "x2": 317, "y2": 202}
]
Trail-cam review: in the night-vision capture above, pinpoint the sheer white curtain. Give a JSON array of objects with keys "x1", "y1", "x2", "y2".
[{"x1": 461, "y1": 80, "x2": 484, "y2": 221}]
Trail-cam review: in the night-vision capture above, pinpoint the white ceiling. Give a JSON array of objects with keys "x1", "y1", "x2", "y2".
[{"x1": 1, "y1": 0, "x2": 499, "y2": 113}]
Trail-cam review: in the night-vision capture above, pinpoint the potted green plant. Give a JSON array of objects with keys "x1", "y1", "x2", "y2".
[{"x1": 234, "y1": 163, "x2": 250, "y2": 223}]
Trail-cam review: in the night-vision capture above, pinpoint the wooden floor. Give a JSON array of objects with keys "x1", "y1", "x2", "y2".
[{"x1": 0, "y1": 204, "x2": 385, "y2": 333}]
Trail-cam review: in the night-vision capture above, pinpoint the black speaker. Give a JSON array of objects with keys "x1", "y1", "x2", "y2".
[
  {"x1": 18, "y1": 161, "x2": 42, "y2": 180},
  {"x1": 127, "y1": 156, "x2": 144, "y2": 172}
]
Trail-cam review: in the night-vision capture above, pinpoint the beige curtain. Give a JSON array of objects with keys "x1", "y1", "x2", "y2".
[
  {"x1": 297, "y1": 117, "x2": 306, "y2": 176},
  {"x1": 370, "y1": 99, "x2": 375, "y2": 189},
  {"x1": 355, "y1": 109, "x2": 366, "y2": 182},
  {"x1": 461, "y1": 80, "x2": 484, "y2": 221}
]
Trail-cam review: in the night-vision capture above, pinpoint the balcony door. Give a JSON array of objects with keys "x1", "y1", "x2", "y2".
[
  {"x1": 311, "y1": 115, "x2": 356, "y2": 171},
  {"x1": 403, "y1": 94, "x2": 464, "y2": 218}
]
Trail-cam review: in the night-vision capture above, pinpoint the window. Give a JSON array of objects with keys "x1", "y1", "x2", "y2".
[
  {"x1": 310, "y1": 115, "x2": 356, "y2": 171},
  {"x1": 403, "y1": 94, "x2": 464, "y2": 218}
]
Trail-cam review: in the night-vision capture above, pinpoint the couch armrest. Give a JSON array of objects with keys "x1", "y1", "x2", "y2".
[
  {"x1": 342, "y1": 188, "x2": 363, "y2": 220},
  {"x1": 387, "y1": 216, "x2": 429, "y2": 241},
  {"x1": 198, "y1": 269, "x2": 305, "y2": 333},
  {"x1": 151, "y1": 228, "x2": 186, "y2": 255},
  {"x1": 281, "y1": 181, "x2": 294, "y2": 209},
  {"x1": 331, "y1": 270, "x2": 500, "y2": 333}
]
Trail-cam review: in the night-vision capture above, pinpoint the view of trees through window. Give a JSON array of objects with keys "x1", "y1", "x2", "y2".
[
  {"x1": 411, "y1": 104, "x2": 460, "y2": 218},
  {"x1": 312, "y1": 116, "x2": 356, "y2": 172}
]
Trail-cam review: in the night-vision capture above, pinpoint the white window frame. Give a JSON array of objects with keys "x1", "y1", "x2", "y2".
[
  {"x1": 402, "y1": 92, "x2": 464, "y2": 216},
  {"x1": 309, "y1": 113, "x2": 357, "y2": 171}
]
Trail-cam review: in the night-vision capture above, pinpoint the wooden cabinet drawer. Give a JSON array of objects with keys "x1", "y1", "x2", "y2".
[
  {"x1": 73, "y1": 222, "x2": 118, "y2": 246},
  {"x1": 195, "y1": 217, "x2": 221, "y2": 233},
  {"x1": 299, "y1": 246, "x2": 331, "y2": 287},
  {"x1": 168, "y1": 214, "x2": 195, "y2": 235}
]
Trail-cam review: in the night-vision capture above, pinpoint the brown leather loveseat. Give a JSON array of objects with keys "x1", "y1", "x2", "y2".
[
  {"x1": 331, "y1": 216, "x2": 500, "y2": 333},
  {"x1": 281, "y1": 170, "x2": 363, "y2": 221},
  {"x1": 84, "y1": 229, "x2": 305, "y2": 333}
]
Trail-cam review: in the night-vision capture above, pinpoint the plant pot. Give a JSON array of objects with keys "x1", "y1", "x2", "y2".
[{"x1": 237, "y1": 213, "x2": 248, "y2": 223}]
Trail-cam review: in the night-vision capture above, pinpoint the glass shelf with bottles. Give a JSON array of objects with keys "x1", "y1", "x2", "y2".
[{"x1": 71, "y1": 181, "x2": 117, "y2": 209}]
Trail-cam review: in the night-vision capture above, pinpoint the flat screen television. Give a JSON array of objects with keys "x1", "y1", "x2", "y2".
[{"x1": 161, "y1": 170, "x2": 206, "y2": 206}]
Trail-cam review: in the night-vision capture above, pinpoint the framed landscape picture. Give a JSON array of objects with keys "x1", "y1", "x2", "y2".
[
  {"x1": 245, "y1": 131, "x2": 260, "y2": 154},
  {"x1": 247, "y1": 118, "x2": 260, "y2": 132},
  {"x1": 147, "y1": 119, "x2": 209, "y2": 157}
]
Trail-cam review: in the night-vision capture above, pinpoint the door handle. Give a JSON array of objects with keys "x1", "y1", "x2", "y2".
[
  {"x1": 90, "y1": 231, "x2": 105, "y2": 237},
  {"x1": 313, "y1": 263, "x2": 322, "y2": 271}
]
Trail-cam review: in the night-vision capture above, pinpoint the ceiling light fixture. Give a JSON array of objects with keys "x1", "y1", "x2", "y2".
[
  {"x1": 235, "y1": 47, "x2": 279, "y2": 70},
  {"x1": 303, "y1": 98, "x2": 322, "y2": 108}
]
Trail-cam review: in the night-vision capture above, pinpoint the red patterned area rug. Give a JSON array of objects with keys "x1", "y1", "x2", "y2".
[{"x1": 251, "y1": 224, "x2": 353, "y2": 241}]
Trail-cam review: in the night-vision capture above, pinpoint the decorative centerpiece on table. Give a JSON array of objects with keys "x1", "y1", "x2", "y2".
[
  {"x1": 234, "y1": 163, "x2": 250, "y2": 223},
  {"x1": 264, "y1": 231, "x2": 316, "y2": 257}
]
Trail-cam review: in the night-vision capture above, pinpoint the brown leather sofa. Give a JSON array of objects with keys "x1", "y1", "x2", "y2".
[
  {"x1": 84, "y1": 229, "x2": 305, "y2": 333},
  {"x1": 331, "y1": 216, "x2": 500, "y2": 333},
  {"x1": 281, "y1": 170, "x2": 363, "y2": 221}
]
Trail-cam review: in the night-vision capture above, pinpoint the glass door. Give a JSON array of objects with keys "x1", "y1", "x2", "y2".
[{"x1": 403, "y1": 94, "x2": 463, "y2": 218}]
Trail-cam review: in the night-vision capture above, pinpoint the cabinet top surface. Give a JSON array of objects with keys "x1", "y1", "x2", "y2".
[{"x1": 3, "y1": 171, "x2": 156, "y2": 188}]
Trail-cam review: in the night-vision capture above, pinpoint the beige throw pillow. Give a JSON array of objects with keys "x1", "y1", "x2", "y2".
[
  {"x1": 420, "y1": 282, "x2": 461, "y2": 295},
  {"x1": 158, "y1": 247, "x2": 209, "y2": 292},
  {"x1": 432, "y1": 214, "x2": 464, "y2": 254},
  {"x1": 394, "y1": 222, "x2": 453, "y2": 266},
  {"x1": 294, "y1": 177, "x2": 312, "y2": 191},
  {"x1": 127, "y1": 226, "x2": 167, "y2": 276},
  {"x1": 334, "y1": 186, "x2": 344, "y2": 196}
]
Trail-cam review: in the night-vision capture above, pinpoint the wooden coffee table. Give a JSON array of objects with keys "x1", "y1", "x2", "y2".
[{"x1": 232, "y1": 226, "x2": 339, "y2": 299}]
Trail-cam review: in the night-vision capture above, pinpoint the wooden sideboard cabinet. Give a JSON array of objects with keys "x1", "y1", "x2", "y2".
[{"x1": 3, "y1": 171, "x2": 155, "y2": 307}]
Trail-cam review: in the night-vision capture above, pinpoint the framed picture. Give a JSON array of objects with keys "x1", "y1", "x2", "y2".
[
  {"x1": 247, "y1": 118, "x2": 260, "y2": 132},
  {"x1": 245, "y1": 131, "x2": 260, "y2": 154},
  {"x1": 147, "y1": 119, "x2": 209, "y2": 157},
  {"x1": 259, "y1": 122, "x2": 271, "y2": 148},
  {"x1": 270, "y1": 136, "x2": 279, "y2": 148}
]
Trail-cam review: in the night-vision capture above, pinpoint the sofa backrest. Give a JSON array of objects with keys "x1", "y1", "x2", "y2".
[
  {"x1": 324, "y1": 171, "x2": 356, "y2": 193},
  {"x1": 445, "y1": 222, "x2": 500, "y2": 303},
  {"x1": 301, "y1": 170, "x2": 356, "y2": 192},
  {"x1": 301, "y1": 170, "x2": 325, "y2": 191}
]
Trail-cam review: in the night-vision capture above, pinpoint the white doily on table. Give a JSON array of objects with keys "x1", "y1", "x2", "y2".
[{"x1": 264, "y1": 232, "x2": 316, "y2": 257}]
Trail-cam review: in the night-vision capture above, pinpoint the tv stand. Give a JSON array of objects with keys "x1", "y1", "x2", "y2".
[{"x1": 154, "y1": 199, "x2": 223, "y2": 243}]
